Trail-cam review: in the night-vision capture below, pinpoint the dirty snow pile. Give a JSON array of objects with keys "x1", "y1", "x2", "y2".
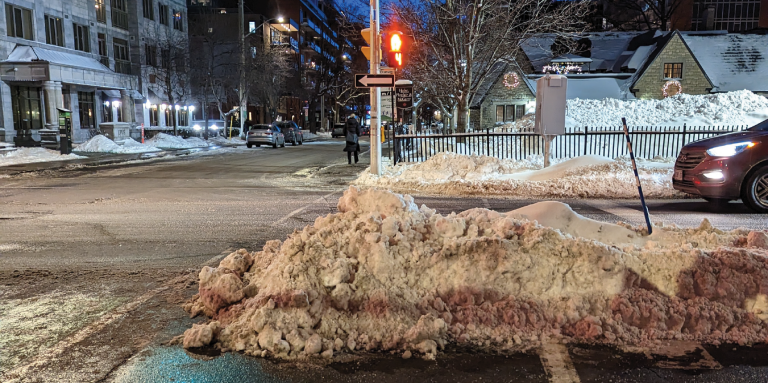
[
  {"x1": 75, "y1": 135, "x2": 161, "y2": 154},
  {"x1": 566, "y1": 90, "x2": 768, "y2": 128},
  {"x1": 0, "y1": 147, "x2": 85, "y2": 167},
  {"x1": 209, "y1": 136, "x2": 246, "y2": 146},
  {"x1": 354, "y1": 153, "x2": 679, "y2": 198},
  {"x1": 182, "y1": 186, "x2": 768, "y2": 361},
  {"x1": 145, "y1": 133, "x2": 210, "y2": 149}
]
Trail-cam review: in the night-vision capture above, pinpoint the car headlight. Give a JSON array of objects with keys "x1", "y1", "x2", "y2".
[
  {"x1": 192, "y1": 125, "x2": 202, "y2": 131},
  {"x1": 706, "y1": 141, "x2": 755, "y2": 157},
  {"x1": 210, "y1": 125, "x2": 218, "y2": 131}
]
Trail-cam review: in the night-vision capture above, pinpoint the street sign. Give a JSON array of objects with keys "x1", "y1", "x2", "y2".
[
  {"x1": 395, "y1": 85, "x2": 413, "y2": 108},
  {"x1": 381, "y1": 90, "x2": 393, "y2": 118},
  {"x1": 356, "y1": 74, "x2": 395, "y2": 88}
]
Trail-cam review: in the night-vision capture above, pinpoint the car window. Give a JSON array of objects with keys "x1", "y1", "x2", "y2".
[{"x1": 748, "y1": 119, "x2": 768, "y2": 132}]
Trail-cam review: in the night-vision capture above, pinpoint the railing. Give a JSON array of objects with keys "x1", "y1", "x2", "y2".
[
  {"x1": 114, "y1": 60, "x2": 131, "y2": 74},
  {"x1": 99, "y1": 56, "x2": 110, "y2": 68},
  {"x1": 111, "y1": 9, "x2": 129, "y2": 29},
  {"x1": 390, "y1": 124, "x2": 749, "y2": 164}
]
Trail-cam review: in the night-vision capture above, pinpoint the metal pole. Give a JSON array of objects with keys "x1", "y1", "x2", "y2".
[
  {"x1": 369, "y1": 0, "x2": 382, "y2": 175},
  {"x1": 239, "y1": 0, "x2": 246, "y2": 139},
  {"x1": 622, "y1": 117, "x2": 653, "y2": 235}
]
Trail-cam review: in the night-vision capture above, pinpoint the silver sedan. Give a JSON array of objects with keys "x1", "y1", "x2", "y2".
[{"x1": 246, "y1": 124, "x2": 285, "y2": 148}]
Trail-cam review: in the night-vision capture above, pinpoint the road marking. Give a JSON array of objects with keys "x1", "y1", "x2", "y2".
[
  {"x1": 3, "y1": 286, "x2": 168, "y2": 382},
  {"x1": 540, "y1": 342, "x2": 581, "y2": 383},
  {"x1": 273, "y1": 189, "x2": 342, "y2": 226}
]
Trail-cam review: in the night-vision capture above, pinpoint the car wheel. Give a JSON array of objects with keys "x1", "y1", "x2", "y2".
[
  {"x1": 292, "y1": 139, "x2": 297, "y2": 146},
  {"x1": 299, "y1": 138, "x2": 303, "y2": 145},
  {"x1": 272, "y1": 142, "x2": 277, "y2": 148},
  {"x1": 255, "y1": 144, "x2": 260, "y2": 147},
  {"x1": 281, "y1": 141, "x2": 285, "y2": 148},
  {"x1": 743, "y1": 165, "x2": 768, "y2": 213},
  {"x1": 246, "y1": 143, "x2": 253, "y2": 148}
]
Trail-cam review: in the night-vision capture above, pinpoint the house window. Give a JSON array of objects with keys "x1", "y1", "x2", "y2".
[
  {"x1": 74, "y1": 24, "x2": 90, "y2": 52},
  {"x1": 145, "y1": 44, "x2": 157, "y2": 66},
  {"x1": 97, "y1": 33, "x2": 109, "y2": 67},
  {"x1": 11, "y1": 86, "x2": 42, "y2": 132},
  {"x1": 113, "y1": 38, "x2": 130, "y2": 74},
  {"x1": 160, "y1": 49, "x2": 170, "y2": 69},
  {"x1": 495, "y1": 105, "x2": 522, "y2": 123},
  {"x1": 663, "y1": 63, "x2": 683, "y2": 79},
  {"x1": 149, "y1": 105, "x2": 158, "y2": 126},
  {"x1": 78, "y1": 92, "x2": 95, "y2": 131},
  {"x1": 45, "y1": 15, "x2": 63, "y2": 46},
  {"x1": 111, "y1": 0, "x2": 129, "y2": 29},
  {"x1": 158, "y1": 4, "x2": 169, "y2": 26},
  {"x1": 173, "y1": 10, "x2": 183, "y2": 31},
  {"x1": 95, "y1": 0, "x2": 106, "y2": 23},
  {"x1": 143, "y1": 0, "x2": 154, "y2": 20},
  {"x1": 5, "y1": 4, "x2": 34, "y2": 40}
]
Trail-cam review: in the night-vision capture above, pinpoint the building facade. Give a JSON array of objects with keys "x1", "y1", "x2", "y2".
[
  {"x1": 0, "y1": 0, "x2": 190, "y2": 145},
  {"x1": 673, "y1": 0, "x2": 768, "y2": 32}
]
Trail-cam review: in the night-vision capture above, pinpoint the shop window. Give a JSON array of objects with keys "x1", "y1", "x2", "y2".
[{"x1": 78, "y1": 92, "x2": 95, "y2": 130}]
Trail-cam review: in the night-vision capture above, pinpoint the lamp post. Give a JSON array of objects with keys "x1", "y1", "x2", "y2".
[{"x1": 239, "y1": 0, "x2": 283, "y2": 138}]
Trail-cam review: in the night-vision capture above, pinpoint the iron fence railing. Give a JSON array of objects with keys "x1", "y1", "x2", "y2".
[{"x1": 390, "y1": 124, "x2": 749, "y2": 164}]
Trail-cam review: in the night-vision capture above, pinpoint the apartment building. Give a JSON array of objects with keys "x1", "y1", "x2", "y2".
[
  {"x1": 0, "y1": 0, "x2": 189, "y2": 145},
  {"x1": 673, "y1": 0, "x2": 768, "y2": 31}
]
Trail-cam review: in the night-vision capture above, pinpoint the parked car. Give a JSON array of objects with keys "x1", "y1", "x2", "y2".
[
  {"x1": 672, "y1": 118, "x2": 768, "y2": 212},
  {"x1": 361, "y1": 125, "x2": 370, "y2": 136},
  {"x1": 332, "y1": 123, "x2": 345, "y2": 138},
  {"x1": 246, "y1": 124, "x2": 285, "y2": 148},
  {"x1": 189, "y1": 120, "x2": 226, "y2": 138},
  {"x1": 273, "y1": 121, "x2": 304, "y2": 145}
]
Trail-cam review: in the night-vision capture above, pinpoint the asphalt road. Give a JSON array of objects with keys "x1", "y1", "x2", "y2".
[{"x1": 1, "y1": 137, "x2": 767, "y2": 383}]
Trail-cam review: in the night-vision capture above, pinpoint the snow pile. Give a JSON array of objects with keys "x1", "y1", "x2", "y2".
[
  {"x1": 305, "y1": 132, "x2": 331, "y2": 140},
  {"x1": 566, "y1": 90, "x2": 768, "y2": 128},
  {"x1": 354, "y1": 153, "x2": 680, "y2": 198},
  {"x1": 0, "y1": 147, "x2": 84, "y2": 167},
  {"x1": 209, "y1": 136, "x2": 246, "y2": 146},
  {"x1": 183, "y1": 186, "x2": 768, "y2": 361},
  {"x1": 145, "y1": 133, "x2": 210, "y2": 149},
  {"x1": 75, "y1": 135, "x2": 161, "y2": 153}
]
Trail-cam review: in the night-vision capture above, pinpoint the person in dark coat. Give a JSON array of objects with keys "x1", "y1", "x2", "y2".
[{"x1": 343, "y1": 114, "x2": 361, "y2": 164}]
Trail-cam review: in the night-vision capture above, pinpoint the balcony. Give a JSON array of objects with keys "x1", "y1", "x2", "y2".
[
  {"x1": 302, "y1": 41, "x2": 322, "y2": 56},
  {"x1": 114, "y1": 60, "x2": 131, "y2": 74},
  {"x1": 301, "y1": 18, "x2": 322, "y2": 36},
  {"x1": 112, "y1": 10, "x2": 129, "y2": 30}
]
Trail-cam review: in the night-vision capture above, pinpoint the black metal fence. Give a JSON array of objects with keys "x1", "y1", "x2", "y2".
[{"x1": 390, "y1": 124, "x2": 749, "y2": 164}]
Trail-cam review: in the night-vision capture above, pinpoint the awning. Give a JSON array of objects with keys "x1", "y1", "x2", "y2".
[
  {"x1": 130, "y1": 90, "x2": 144, "y2": 99},
  {"x1": 3, "y1": 45, "x2": 110, "y2": 71},
  {"x1": 102, "y1": 90, "x2": 121, "y2": 99}
]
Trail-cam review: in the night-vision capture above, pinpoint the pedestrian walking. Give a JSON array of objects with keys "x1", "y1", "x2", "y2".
[{"x1": 343, "y1": 114, "x2": 361, "y2": 165}]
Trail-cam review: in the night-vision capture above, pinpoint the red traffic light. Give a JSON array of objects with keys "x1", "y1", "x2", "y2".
[{"x1": 387, "y1": 31, "x2": 405, "y2": 68}]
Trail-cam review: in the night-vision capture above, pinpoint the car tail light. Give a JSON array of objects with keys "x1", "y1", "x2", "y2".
[{"x1": 264, "y1": 131, "x2": 272, "y2": 135}]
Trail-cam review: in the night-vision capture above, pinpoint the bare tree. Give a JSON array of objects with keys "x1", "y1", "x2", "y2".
[
  {"x1": 248, "y1": 40, "x2": 293, "y2": 123},
  {"x1": 188, "y1": 10, "x2": 240, "y2": 138},
  {"x1": 142, "y1": 22, "x2": 191, "y2": 136},
  {"x1": 391, "y1": 0, "x2": 588, "y2": 133}
]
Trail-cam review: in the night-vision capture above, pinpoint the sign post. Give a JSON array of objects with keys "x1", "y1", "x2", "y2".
[{"x1": 368, "y1": 0, "x2": 382, "y2": 175}]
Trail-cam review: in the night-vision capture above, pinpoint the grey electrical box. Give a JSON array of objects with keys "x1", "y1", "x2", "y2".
[{"x1": 534, "y1": 75, "x2": 568, "y2": 135}]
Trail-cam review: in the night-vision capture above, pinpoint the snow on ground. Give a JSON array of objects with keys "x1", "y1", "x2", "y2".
[
  {"x1": 305, "y1": 132, "x2": 331, "y2": 140},
  {"x1": 354, "y1": 152, "x2": 680, "y2": 198},
  {"x1": 566, "y1": 90, "x2": 768, "y2": 128},
  {"x1": 209, "y1": 136, "x2": 246, "y2": 146},
  {"x1": 145, "y1": 133, "x2": 210, "y2": 149},
  {"x1": 0, "y1": 147, "x2": 85, "y2": 167},
  {"x1": 182, "y1": 186, "x2": 768, "y2": 361},
  {"x1": 75, "y1": 135, "x2": 161, "y2": 154}
]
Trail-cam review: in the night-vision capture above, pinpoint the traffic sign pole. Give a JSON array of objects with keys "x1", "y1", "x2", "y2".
[{"x1": 370, "y1": 0, "x2": 381, "y2": 175}]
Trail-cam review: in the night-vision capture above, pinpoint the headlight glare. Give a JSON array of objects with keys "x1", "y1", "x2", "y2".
[{"x1": 706, "y1": 141, "x2": 754, "y2": 157}]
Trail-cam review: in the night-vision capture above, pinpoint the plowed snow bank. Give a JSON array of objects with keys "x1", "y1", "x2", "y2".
[
  {"x1": 354, "y1": 153, "x2": 680, "y2": 198},
  {"x1": 182, "y1": 187, "x2": 768, "y2": 361}
]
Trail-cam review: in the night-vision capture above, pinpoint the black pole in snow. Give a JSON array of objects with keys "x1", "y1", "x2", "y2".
[{"x1": 622, "y1": 117, "x2": 653, "y2": 235}]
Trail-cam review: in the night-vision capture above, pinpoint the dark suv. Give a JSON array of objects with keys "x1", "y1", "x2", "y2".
[
  {"x1": 273, "y1": 121, "x2": 304, "y2": 146},
  {"x1": 673, "y1": 119, "x2": 768, "y2": 212}
]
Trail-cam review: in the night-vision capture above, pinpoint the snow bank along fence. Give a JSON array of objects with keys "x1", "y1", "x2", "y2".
[{"x1": 391, "y1": 124, "x2": 749, "y2": 164}]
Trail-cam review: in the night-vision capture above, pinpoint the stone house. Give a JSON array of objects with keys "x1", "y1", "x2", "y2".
[{"x1": 469, "y1": 62, "x2": 535, "y2": 130}]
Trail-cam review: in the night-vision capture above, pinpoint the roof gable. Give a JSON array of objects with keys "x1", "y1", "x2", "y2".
[
  {"x1": 630, "y1": 31, "x2": 714, "y2": 92},
  {"x1": 681, "y1": 33, "x2": 768, "y2": 92}
]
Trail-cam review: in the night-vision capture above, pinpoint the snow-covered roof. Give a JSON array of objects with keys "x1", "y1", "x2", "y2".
[
  {"x1": 625, "y1": 44, "x2": 655, "y2": 71},
  {"x1": 682, "y1": 33, "x2": 768, "y2": 92},
  {"x1": 521, "y1": 32, "x2": 645, "y2": 73},
  {"x1": 3, "y1": 45, "x2": 110, "y2": 72},
  {"x1": 551, "y1": 54, "x2": 593, "y2": 63}
]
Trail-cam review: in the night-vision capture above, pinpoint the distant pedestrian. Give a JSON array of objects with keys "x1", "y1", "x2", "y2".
[{"x1": 344, "y1": 114, "x2": 361, "y2": 164}]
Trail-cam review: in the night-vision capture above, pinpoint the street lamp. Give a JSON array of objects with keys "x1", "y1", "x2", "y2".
[{"x1": 239, "y1": 0, "x2": 284, "y2": 137}]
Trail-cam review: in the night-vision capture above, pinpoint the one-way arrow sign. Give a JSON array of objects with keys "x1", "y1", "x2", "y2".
[{"x1": 355, "y1": 74, "x2": 395, "y2": 88}]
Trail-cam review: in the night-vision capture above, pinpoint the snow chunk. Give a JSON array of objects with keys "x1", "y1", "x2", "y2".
[
  {"x1": 76, "y1": 135, "x2": 161, "y2": 153},
  {"x1": 145, "y1": 133, "x2": 210, "y2": 149}
]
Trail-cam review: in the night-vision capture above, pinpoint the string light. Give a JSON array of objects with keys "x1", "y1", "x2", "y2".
[
  {"x1": 662, "y1": 80, "x2": 682, "y2": 97},
  {"x1": 503, "y1": 72, "x2": 520, "y2": 89},
  {"x1": 542, "y1": 64, "x2": 582, "y2": 75}
]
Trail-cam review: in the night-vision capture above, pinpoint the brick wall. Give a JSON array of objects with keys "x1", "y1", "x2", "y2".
[
  {"x1": 470, "y1": 70, "x2": 534, "y2": 129},
  {"x1": 633, "y1": 34, "x2": 712, "y2": 100}
]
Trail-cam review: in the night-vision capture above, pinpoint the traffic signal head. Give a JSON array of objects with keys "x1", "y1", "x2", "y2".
[
  {"x1": 361, "y1": 28, "x2": 381, "y2": 61},
  {"x1": 387, "y1": 31, "x2": 405, "y2": 68}
]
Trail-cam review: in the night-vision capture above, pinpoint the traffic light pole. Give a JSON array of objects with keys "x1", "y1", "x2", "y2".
[{"x1": 369, "y1": 0, "x2": 382, "y2": 176}]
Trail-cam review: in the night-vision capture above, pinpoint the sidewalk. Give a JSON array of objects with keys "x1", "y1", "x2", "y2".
[{"x1": 0, "y1": 145, "x2": 227, "y2": 176}]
